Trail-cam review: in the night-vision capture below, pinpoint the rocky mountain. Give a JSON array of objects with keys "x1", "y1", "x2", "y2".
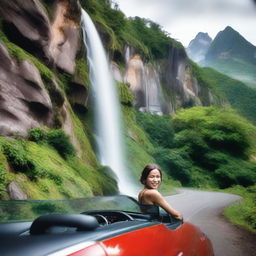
[
  {"x1": 187, "y1": 26, "x2": 256, "y2": 88},
  {"x1": 205, "y1": 26, "x2": 256, "y2": 65},
  {"x1": 186, "y1": 32, "x2": 212, "y2": 63}
]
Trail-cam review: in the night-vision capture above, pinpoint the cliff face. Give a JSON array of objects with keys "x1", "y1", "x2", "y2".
[
  {"x1": 0, "y1": 0, "x2": 82, "y2": 137},
  {"x1": 113, "y1": 46, "x2": 207, "y2": 115},
  {"x1": 0, "y1": 42, "x2": 53, "y2": 136}
]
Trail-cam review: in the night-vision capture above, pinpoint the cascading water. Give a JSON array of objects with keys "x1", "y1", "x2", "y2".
[{"x1": 81, "y1": 10, "x2": 136, "y2": 195}]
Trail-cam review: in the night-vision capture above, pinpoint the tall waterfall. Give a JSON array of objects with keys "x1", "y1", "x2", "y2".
[{"x1": 81, "y1": 10, "x2": 136, "y2": 195}]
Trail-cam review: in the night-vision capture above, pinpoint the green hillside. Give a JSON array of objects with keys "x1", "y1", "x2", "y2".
[
  {"x1": 204, "y1": 58, "x2": 256, "y2": 89},
  {"x1": 203, "y1": 26, "x2": 256, "y2": 88},
  {"x1": 202, "y1": 67, "x2": 256, "y2": 123},
  {"x1": 205, "y1": 26, "x2": 256, "y2": 65}
]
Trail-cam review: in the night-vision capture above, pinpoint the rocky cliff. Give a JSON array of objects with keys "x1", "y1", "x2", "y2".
[
  {"x1": 113, "y1": 45, "x2": 212, "y2": 115},
  {"x1": 0, "y1": 0, "x2": 83, "y2": 139}
]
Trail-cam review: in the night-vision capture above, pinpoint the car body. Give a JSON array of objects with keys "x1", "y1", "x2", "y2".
[{"x1": 0, "y1": 195, "x2": 214, "y2": 256}]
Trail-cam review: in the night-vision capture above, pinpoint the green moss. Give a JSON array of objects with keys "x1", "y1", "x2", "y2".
[
  {"x1": 117, "y1": 82, "x2": 134, "y2": 106},
  {"x1": 25, "y1": 142, "x2": 94, "y2": 199},
  {"x1": 68, "y1": 105, "x2": 98, "y2": 166},
  {"x1": 0, "y1": 135, "x2": 104, "y2": 199},
  {"x1": 0, "y1": 152, "x2": 9, "y2": 199},
  {"x1": 75, "y1": 59, "x2": 89, "y2": 89},
  {"x1": 4, "y1": 41, "x2": 53, "y2": 82}
]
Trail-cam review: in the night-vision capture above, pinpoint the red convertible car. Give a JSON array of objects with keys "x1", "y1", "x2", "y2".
[{"x1": 0, "y1": 195, "x2": 214, "y2": 256}]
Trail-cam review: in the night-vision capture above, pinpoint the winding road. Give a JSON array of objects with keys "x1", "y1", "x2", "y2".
[{"x1": 165, "y1": 189, "x2": 256, "y2": 256}]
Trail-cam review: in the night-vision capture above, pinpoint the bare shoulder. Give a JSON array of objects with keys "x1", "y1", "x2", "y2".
[{"x1": 145, "y1": 189, "x2": 162, "y2": 199}]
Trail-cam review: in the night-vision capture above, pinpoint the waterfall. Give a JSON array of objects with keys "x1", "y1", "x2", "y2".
[{"x1": 81, "y1": 10, "x2": 136, "y2": 195}]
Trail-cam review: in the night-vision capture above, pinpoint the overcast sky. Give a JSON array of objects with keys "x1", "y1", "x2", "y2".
[{"x1": 115, "y1": 0, "x2": 256, "y2": 47}]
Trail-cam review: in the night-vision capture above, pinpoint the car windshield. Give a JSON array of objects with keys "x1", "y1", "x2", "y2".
[{"x1": 0, "y1": 195, "x2": 141, "y2": 223}]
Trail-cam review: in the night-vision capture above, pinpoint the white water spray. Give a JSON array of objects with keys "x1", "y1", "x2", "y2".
[{"x1": 81, "y1": 10, "x2": 137, "y2": 195}]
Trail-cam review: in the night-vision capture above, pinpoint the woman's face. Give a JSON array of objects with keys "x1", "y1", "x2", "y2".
[{"x1": 145, "y1": 169, "x2": 161, "y2": 189}]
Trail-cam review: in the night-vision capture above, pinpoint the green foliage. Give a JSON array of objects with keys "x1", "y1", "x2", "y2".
[
  {"x1": 58, "y1": 72, "x2": 73, "y2": 92},
  {"x1": 75, "y1": 59, "x2": 89, "y2": 89},
  {"x1": 124, "y1": 17, "x2": 184, "y2": 60},
  {"x1": 81, "y1": 1, "x2": 184, "y2": 61},
  {"x1": 0, "y1": 163, "x2": 6, "y2": 197},
  {"x1": 47, "y1": 129, "x2": 76, "y2": 159},
  {"x1": 224, "y1": 185, "x2": 256, "y2": 232},
  {"x1": 215, "y1": 160, "x2": 256, "y2": 188},
  {"x1": 28, "y1": 128, "x2": 47, "y2": 143},
  {"x1": 171, "y1": 106, "x2": 256, "y2": 187},
  {"x1": 28, "y1": 128, "x2": 76, "y2": 160},
  {"x1": 202, "y1": 67, "x2": 256, "y2": 123},
  {"x1": 4, "y1": 41, "x2": 53, "y2": 82},
  {"x1": 189, "y1": 60, "x2": 223, "y2": 106},
  {"x1": 2, "y1": 140, "x2": 42, "y2": 181},
  {"x1": 135, "y1": 111, "x2": 174, "y2": 148},
  {"x1": 153, "y1": 147, "x2": 192, "y2": 185},
  {"x1": 98, "y1": 166, "x2": 119, "y2": 195},
  {"x1": 174, "y1": 129, "x2": 210, "y2": 161},
  {"x1": 117, "y1": 82, "x2": 134, "y2": 106}
]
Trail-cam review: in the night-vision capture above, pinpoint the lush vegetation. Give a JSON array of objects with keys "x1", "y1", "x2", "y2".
[
  {"x1": 204, "y1": 59, "x2": 256, "y2": 89},
  {"x1": 0, "y1": 134, "x2": 118, "y2": 199},
  {"x1": 202, "y1": 67, "x2": 256, "y2": 123},
  {"x1": 28, "y1": 128, "x2": 76, "y2": 159},
  {"x1": 224, "y1": 185, "x2": 256, "y2": 232},
  {"x1": 136, "y1": 107, "x2": 256, "y2": 189},
  {"x1": 80, "y1": 0, "x2": 184, "y2": 61}
]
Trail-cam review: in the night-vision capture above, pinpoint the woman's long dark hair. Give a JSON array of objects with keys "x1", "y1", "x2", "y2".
[{"x1": 140, "y1": 164, "x2": 162, "y2": 185}]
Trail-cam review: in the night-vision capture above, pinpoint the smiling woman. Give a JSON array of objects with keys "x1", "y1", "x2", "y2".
[{"x1": 138, "y1": 164, "x2": 183, "y2": 220}]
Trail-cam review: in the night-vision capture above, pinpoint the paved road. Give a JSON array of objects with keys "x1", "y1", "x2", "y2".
[{"x1": 165, "y1": 189, "x2": 256, "y2": 256}]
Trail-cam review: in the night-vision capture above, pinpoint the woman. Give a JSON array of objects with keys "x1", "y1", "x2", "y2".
[{"x1": 138, "y1": 164, "x2": 183, "y2": 220}]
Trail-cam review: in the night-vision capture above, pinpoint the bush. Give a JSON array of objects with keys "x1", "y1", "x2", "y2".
[
  {"x1": 224, "y1": 185, "x2": 256, "y2": 232},
  {"x1": 215, "y1": 160, "x2": 256, "y2": 188},
  {"x1": 153, "y1": 147, "x2": 192, "y2": 185},
  {"x1": 2, "y1": 141, "x2": 30, "y2": 172},
  {"x1": 174, "y1": 129, "x2": 209, "y2": 161},
  {"x1": 2, "y1": 141, "x2": 42, "y2": 181},
  {"x1": 136, "y1": 112, "x2": 174, "y2": 148},
  {"x1": 28, "y1": 128, "x2": 47, "y2": 142},
  {"x1": 46, "y1": 173, "x2": 63, "y2": 186},
  {"x1": 46, "y1": 129, "x2": 76, "y2": 159}
]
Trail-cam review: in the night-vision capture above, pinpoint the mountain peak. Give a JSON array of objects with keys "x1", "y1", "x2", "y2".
[
  {"x1": 205, "y1": 26, "x2": 256, "y2": 64},
  {"x1": 224, "y1": 25, "x2": 234, "y2": 31},
  {"x1": 186, "y1": 32, "x2": 212, "y2": 63},
  {"x1": 194, "y1": 32, "x2": 212, "y2": 41}
]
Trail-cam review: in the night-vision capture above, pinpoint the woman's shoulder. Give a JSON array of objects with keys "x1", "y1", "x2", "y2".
[{"x1": 143, "y1": 189, "x2": 161, "y2": 198}]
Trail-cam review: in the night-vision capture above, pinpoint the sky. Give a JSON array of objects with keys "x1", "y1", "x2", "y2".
[{"x1": 115, "y1": 0, "x2": 256, "y2": 47}]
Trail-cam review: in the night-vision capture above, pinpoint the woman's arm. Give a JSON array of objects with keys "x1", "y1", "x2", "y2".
[{"x1": 149, "y1": 190, "x2": 183, "y2": 220}]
